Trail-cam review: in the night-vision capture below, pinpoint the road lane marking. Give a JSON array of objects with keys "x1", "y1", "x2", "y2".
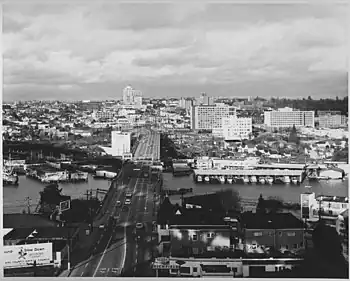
[
  {"x1": 93, "y1": 235, "x2": 113, "y2": 277},
  {"x1": 81, "y1": 272, "x2": 84, "y2": 277},
  {"x1": 85, "y1": 263, "x2": 89, "y2": 268}
]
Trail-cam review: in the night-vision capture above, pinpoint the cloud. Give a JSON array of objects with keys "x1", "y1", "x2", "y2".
[{"x1": 2, "y1": 3, "x2": 348, "y2": 100}]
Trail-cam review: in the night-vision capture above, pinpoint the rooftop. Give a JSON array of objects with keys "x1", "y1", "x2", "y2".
[
  {"x1": 170, "y1": 207, "x2": 227, "y2": 226},
  {"x1": 4, "y1": 227, "x2": 77, "y2": 241},
  {"x1": 316, "y1": 195, "x2": 349, "y2": 203},
  {"x1": 241, "y1": 212, "x2": 304, "y2": 230},
  {"x1": 3, "y1": 214, "x2": 58, "y2": 229}
]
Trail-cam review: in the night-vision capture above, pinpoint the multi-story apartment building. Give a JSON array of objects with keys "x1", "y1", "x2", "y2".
[
  {"x1": 264, "y1": 107, "x2": 314, "y2": 128},
  {"x1": 241, "y1": 212, "x2": 305, "y2": 253},
  {"x1": 319, "y1": 114, "x2": 347, "y2": 128},
  {"x1": 155, "y1": 197, "x2": 303, "y2": 278},
  {"x1": 221, "y1": 116, "x2": 252, "y2": 140},
  {"x1": 190, "y1": 104, "x2": 236, "y2": 130}
]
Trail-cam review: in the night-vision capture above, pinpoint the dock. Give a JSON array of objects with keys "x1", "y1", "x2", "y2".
[{"x1": 193, "y1": 169, "x2": 305, "y2": 184}]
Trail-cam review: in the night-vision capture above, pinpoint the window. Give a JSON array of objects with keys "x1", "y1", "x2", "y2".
[
  {"x1": 192, "y1": 234, "x2": 198, "y2": 241},
  {"x1": 293, "y1": 244, "x2": 298, "y2": 249},
  {"x1": 287, "y1": 232, "x2": 295, "y2": 237},
  {"x1": 193, "y1": 267, "x2": 197, "y2": 273},
  {"x1": 278, "y1": 231, "x2": 282, "y2": 236},
  {"x1": 285, "y1": 245, "x2": 289, "y2": 250},
  {"x1": 193, "y1": 248, "x2": 199, "y2": 255},
  {"x1": 254, "y1": 232, "x2": 263, "y2": 237},
  {"x1": 207, "y1": 232, "x2": 215, "y2": 238},
  {"x1": 180, "y1": 267, "x2": 191, "y2": 274},
  {"x1": 300, "y1": 242, "x2": 304, "y2": 247}
]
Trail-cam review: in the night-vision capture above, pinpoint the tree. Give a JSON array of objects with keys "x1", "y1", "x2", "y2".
[
  {"x1": 295, "y1": 223, "x2": 348, "y2": 278},
  {"x1": 217, "y1": 189, "x2": 241, "y2": 213},
  {"x1": 288, "y1": 124, "x2": 299, "y2": 144},
  {"x1": 256, "y1": 194, "x2": 266, "y2": 214},
  {"x1": 265, "y1": 197, "x2": 284, "y2": 213}
]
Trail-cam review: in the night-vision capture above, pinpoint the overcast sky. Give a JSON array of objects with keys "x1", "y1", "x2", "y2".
[{"x1": 3, "y1": 2, "x2": 348, "y2": 101}]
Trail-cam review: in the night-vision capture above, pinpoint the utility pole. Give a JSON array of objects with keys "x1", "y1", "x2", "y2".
[
  {"x1": 318, "y1": 196, "x2": 323, "y2": 222},
  {"x1": 25, "y1": 197, "x2": 31, "y2": 214}
]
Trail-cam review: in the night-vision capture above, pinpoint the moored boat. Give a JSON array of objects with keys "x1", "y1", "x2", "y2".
[
  {"x1": 204, "y1": 176, "x2": 210, "y2": 183},
  {"x1": 283, "y1": 176, "x2": 291, "y2": 184},
  {"x1": 227, "y1": 177, "x2": 233, "y2": 184},
  {"x1": 291, "y1": 177, "x2": 298, "y2": 184},
  {"x1": 266, "y1": 176, "x2": 274, "y2": 184},
  {"x1": 259, "y1": 177, "x2": 266, "y2": 184},
  {"x1": 243, "y1": 176, "x2": 250, "y2": 184},
  {"x1": 219, "y1": 176, "x2": 226, "y2": 184},
  {"x1": 250, "y1": 176, "x2": 257, "y2": 183},
  {"x1": 3, "y1": 168, "x2": 19, "y2": 186},
  {"x1": 197, "y1": 175, "x2": 202, "y2": 182}
]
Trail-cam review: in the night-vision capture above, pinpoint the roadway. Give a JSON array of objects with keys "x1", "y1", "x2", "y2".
[
  {"x1": 69, "y1": 129, "x2": 159, "y2": 277},
  {"x1": 91, "y1": 171, "x2": 155, "y2": 277},
  {"x1": 134, "y1": 129, "x2": 160, "y2": 162},
  {"x1": 70, "y1": 158, "x2": 157, "y2": 277}
]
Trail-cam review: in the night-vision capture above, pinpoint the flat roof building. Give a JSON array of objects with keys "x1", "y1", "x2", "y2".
[
  {"x1": 190, "y1": 104, "x2": 236, "y2": 131},
  {"x1": 264, "y1": 107, "x2": 314, "y2": 128}
]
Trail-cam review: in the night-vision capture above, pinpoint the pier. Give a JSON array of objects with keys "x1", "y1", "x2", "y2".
[{"x1": 193, "y1": 169, "x2": 305, "y2": 184}]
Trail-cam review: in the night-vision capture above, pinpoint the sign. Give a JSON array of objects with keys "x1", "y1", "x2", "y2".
[
  {"x1": 3, "y1": 243, "x2": 53, "y2": 269},
  {"x1": 152, "y1": 263, "x2": 179, "y2": 270},
  {"x1": 59, "y1": 200, "x2": 71, "y2": 212},
  {"x1": 155, "y1": 257, "x2": 169, "y2": 264}
]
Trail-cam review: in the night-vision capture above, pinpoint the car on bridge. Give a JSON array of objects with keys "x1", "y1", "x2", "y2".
[
  {"x1": 125, "y1": 198, "x2": 131, "y2": 205},
  {"x1": 116, "y1": 200, "x2": 122, "y2": 207},
  {"x1": 136, "y1": 222, "x2": 144, "y2": 229}
]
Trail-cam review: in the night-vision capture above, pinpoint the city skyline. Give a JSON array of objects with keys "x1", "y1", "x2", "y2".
[{"x1": 3, "y1": 2, "x2": 348, "y2": 101}]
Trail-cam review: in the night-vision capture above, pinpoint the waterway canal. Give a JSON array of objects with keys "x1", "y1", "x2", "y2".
[{"x1": 3, "y1": 173, "x2": 348, "y2": 214}]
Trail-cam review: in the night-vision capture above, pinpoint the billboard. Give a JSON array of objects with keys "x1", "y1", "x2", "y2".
[{"x1": 3, "y1": 243, "x2": 53, "y2": 269}]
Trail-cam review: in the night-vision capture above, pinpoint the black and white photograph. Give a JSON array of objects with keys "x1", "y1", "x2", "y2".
[{"x1": 2, "y1": 1, "x2": 349, "y2": 278}]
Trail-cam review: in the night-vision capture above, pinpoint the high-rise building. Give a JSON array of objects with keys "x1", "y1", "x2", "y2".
[
  {"x1": 190, "y1": 104, "x2": 236, "y2": 130},
  {"x1": 122, "y1": 85, "x2": 142, "y2": 105},
  {"x1": 198, "y1": 93, "x2": 214, "y2": 105},
  {"x1": 123, "y1": 86, "x2": 133, "y2": 105},
  {"x1": 264, "y1": 107, "x2": 315, "y2": 128},
  {"x1": 111, "y1": 131, "x2": 131, "y2": 156},
  {"x1": 185, "y1": 99, "x2": 194, "y2": 112}
]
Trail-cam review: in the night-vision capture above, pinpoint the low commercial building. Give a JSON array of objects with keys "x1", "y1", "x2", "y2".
[
  {"x1": 3, "y1": 227, "x2": 79, "y2": 274},
  {"x1": 301, "y1": 192, "x2": 349, "y2": 225}
]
